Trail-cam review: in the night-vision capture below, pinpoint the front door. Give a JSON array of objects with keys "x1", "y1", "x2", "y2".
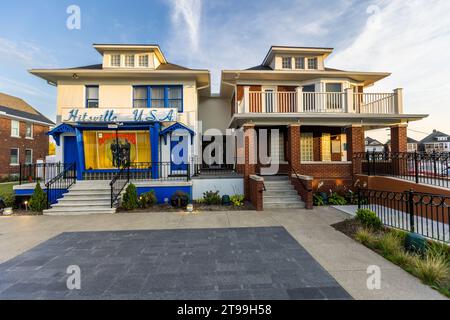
[
  {"x1": 170, "y1": 136, "x2": 188, "y2": 173},
  {"x1": 63, "y1": 136, "x2": 78, "y2": 167}
]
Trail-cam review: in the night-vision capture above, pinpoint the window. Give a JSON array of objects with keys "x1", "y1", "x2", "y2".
[
  {"x1": 10, "y1": 148, "x2": 19, "y2": 165},
  {"x1": 11, "y1": 120, "x2": 20, "y2": 137},
  {"x1": 125, "y1": 55, "x2": 135, "y2": 67},
  {"x1": 25, "y1": 149, "x2": 32, "y2": 164},
  {"x1": 111, "y1": 54, "x2": 121, "y2": 67},
  {"x1": 295, "y1": 57, "x2": 305, "y2": 69},
  {"x1": 301, "y1": 133, "x2": 314, "y2": 162},
  {"x1": 326, "y1": 83, "x2": 343, "y2": 92},
  {"x1": 282, "y1": 57, "x2": 292, "y2": 69},
  {"x1": 86, "y1": 86, "x2": 99, "y2": 108},
  {"x1": 308, "y1": 57, "x2": 318, "y2": 69},
  {"x1": 321, "y1": 133, "x2": 332, "y2": 161},
  {"x1": 138, "y1": 55, "x2": 149, "y2": 67},
  {"x1": 133, "y1": 86, "x2": 183, "y2": 112},
  {"x1": 25, "y1": 123, "x2": 33, "y2": 139}
]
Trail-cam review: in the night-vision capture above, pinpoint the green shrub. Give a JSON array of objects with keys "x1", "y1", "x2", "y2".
[
  {"x1": 413, "y1": 253, "x2": 449, "y2": 286},
  {"x1": 389, "y1": 249, "x2": 416, "y2": 268},
  {"x1": 356, "y1": 209, "x2": 382, "y2": 230},
  {"x1": 29, "y1": 183, "x2": 47, "y2": 213},
  {"x1": 171, "y1": 190, "x2": 189, "y2": 208},
  {"x1": 122, "y1": 183, "x2": 139, "y2": 211},
  {"x1": 313, "y1": 194, "x2": 325, "y2": 206},
  {"x1": 139, "y1": 190, "x2": 157, "y2": 209},
  {"x1": 230, "y1": 194, "x2": 245, "y2": 207},
  {"x1": 426, "y1": 242, "x2": 450, "y2": 263},
  {"x1": 378, "y1": 232, "x2": 404, "y2": 256},
  {"x1": 0, "y1": 191, "x2": 15, "y2": 208},
  {"x1": 355, "y1": 228, "x2": 377, "y2": 246},
  {"x1": 203, "y1": 190, "x2": 221, "y2": 205},
  {"x1": 328, "y1": 192, "x2": 347, "y2": 205}
]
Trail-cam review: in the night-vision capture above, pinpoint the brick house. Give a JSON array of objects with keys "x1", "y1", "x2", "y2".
[{"x1": 0, "y1": 93, "x2": 54, "y2": 178}]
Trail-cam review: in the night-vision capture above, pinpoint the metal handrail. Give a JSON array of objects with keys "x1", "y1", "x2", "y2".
[
  {"x1": 45, "y1": 163, "x2": 77, "y2": 209},
  {"x1": 110, "y1": 165, "x2": 130, "y2": 208}
]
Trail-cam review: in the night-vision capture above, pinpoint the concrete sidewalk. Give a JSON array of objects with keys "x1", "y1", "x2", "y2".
[{"x1": 0, "y1": 207, "x2": 446, "y2": 300}]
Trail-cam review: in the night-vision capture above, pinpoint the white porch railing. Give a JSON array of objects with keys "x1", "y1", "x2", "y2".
[{"x1": 238, "y1": 88, "x2": 403, "y2": 115}]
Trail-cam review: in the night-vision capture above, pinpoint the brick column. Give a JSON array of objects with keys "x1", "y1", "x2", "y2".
[
  {"x1": 249, "y1": 175, "x2": 264, "y2": 211},
  {"x1": 243, "y1": 123, "x2": 256, "y2": 199},
  {"x1": 346, "y1": 125, "x2": 365, "y2": 176},
  {"x1": 391, "y1": 124, "x2": 408, "y2": 176},
  {"x1": 288, "y1": 124, "x2": 301, "y2": 175},
  {"x1": 390, "y1": 124, "x2": 408, "y2": 153}
]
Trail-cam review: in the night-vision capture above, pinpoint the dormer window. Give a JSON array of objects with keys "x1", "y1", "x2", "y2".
[
  {"x1": 111, "y1": 54, "x2": 121, "y2": 67},
  {"x1": 138, "y1": 55, "x2": 149, "y2": 67},
  {"x1": 295, "y1": 57, "x2": 305, "y2": 69},
  {"x1": 125, "y1": 54, "x2": 135, "y2": 67},
  {"x1": 308, "y1": 57, "x2": 318, "y2": 70},
  {"x1": 282, "y1": 57, "x2": 292, "y2": 69}
]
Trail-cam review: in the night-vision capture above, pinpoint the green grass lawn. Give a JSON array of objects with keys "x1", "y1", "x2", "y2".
[{"x1": 0, "y1": 182, "x2": 18, "y2": 195}]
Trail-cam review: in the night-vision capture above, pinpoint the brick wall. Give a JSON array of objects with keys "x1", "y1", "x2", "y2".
[
  {"x1": 290, "y1": 175, "x2": 313, "y2": 209},
  {"x1": 0, "y1": 117, "x2": 50, "y2": 177},
  {"x1": 390, "y1": 125, "x2": 408, "y2": 153},
  {"x1": 346, "y1": 126, "x2": 365, "y2": 175},
  {"x1": 288, "y1": 124, "x2": 301, "y2": 174},
  {"x1": 249, "y1": 175, "x2": 264, "y2": 211},
  {"x1": 243, "y1": 124, "x2": 256, "y2": 199}
]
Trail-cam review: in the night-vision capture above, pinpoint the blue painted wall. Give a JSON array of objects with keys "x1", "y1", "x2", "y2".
[
  {"x1": 14, "y1": 188, "x2": 68, "y2": 205},
  {"x1": 137, "y1": 186, "x2": 192, "y2": 204}
]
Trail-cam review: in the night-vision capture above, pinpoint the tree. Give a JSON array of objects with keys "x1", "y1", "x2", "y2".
[{"x1": 29, "y1": 182, "x2": 47, "y2": 213}]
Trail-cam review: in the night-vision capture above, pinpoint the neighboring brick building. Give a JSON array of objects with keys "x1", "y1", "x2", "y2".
[{"x1": 0, "y1": 93, "x2": 54, "y2": 178}]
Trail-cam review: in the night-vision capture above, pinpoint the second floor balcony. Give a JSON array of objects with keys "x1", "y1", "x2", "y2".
[{"x1": 236, "y1": 88, "x2": 404, "y2": 115}]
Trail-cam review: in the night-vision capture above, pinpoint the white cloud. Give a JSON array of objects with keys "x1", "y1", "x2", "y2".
[
  {"x1": 328, "y1": 0, "x2": 450, "y2": 140},
  {"x1": 169, "y1": 0, "x2": 202, "y2": 52}
]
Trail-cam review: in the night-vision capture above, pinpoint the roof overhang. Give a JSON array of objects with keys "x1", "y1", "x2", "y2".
[
  {"x1": 228, "y1": 113, "x2": 428, "y2": 130},
  {"x1": 93, "y1": 44, "x2": 167, "y2": 64},
  {"x1": 29, "y1": 69, "x2": 211, "y2": 90},
  {"x1": 220, "y1": 70, "x2": 391, "y2": 98},
  {"x1": 262, "y1": 46, "x2": 334, "y2": 66}
]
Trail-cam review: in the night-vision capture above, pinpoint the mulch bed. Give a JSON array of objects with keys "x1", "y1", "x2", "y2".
[
  {"x1": 0, "y1": 209, "x2": 43, "y2": 217},
  {"x1": 117, "y1": 201, "x2": 255, "y2": 213}
]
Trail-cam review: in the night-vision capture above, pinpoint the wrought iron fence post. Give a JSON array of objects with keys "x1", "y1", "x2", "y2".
[
  {"x1": 187, "y1": 161, "x2": 191, "y2": 181},
  {"x1": 432, "y1": 150, "x2": 437, "y2": 179},
  {"x1": 357, "y1": 187, "x2": 361, "y2": 210},
  {"x1": 407, "y1": 189, "x2": 415, "y2": 233},
  {"x1": 372, "y1": 151, "x2": 376, "y2": 176},
  {"x1": 366, "y1": 152, "x2": 371, "y2": 176},
  {"x1": 414, "y1": 151, "x2": 419, "y2": 184},
  {"x1": 19, "y1": 163, "x2": 22, "y2": 185}
]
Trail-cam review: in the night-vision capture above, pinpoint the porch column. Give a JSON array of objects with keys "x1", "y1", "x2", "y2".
[
  {"x1": 75, "y1": 128, "x2": 85, "y2": 181},
  {"x1": 346, "y1": 125, "x2": 365, "y2": 176},
  {"x1": 345, "y1": 88, "x2": 355, "y2": 113},
  {"x1": 390, "y1": 124, "x2": 408, "y2": 176},
  {"x1": 296, "y1": 87, "x2": 303, "y2": 112},
  {"x1": 243, "y1": 86, "x2": 250, "y2": 113},
  {"x1": 243, "y1": 123, "x2": 256, "y2": 200},
  {"x1": 151, "y1": 123, "x2": 160, "y2": 179},
  {"x1": 288, "y1": 124, "x2": 301, "y2": 175},
  {"x1": 393, "y1": 88, "x2": 404, "y2": 114}
]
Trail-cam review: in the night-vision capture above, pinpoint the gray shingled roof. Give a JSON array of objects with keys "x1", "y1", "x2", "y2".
[
  {"x1": 0, "y1": 105, "x2": 54, "y2": 125},
  {"x1": 66, "y1": 62, "x2": 203, "y2": 71},
  {"x1": 420, "y1": 130, "x2": 450, "y2": 144}
]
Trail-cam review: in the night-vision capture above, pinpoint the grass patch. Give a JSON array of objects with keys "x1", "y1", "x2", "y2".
[
  {"x1": 0, "y1": 182, "x2": 18, "y2": 195},
  {"x1": 332, "y1": 218, "x2": 450, "y2": 298}
]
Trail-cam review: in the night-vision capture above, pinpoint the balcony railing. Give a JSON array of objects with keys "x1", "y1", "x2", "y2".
[{"x1": 237, "y1": 88, "x2": 402, "y2": 115}]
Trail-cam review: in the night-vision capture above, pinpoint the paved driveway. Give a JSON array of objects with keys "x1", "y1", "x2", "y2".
[
  {"x1": 0, "y1": 208, "x2": 446, "y2": 300},
  {"x1": 0, "y1": 227, "x2": 350, "y2": 300}
]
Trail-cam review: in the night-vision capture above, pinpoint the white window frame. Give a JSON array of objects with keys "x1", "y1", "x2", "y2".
[
  {"x1": 282, "y1": 56, "x2": 292, "y2": 69},
  {"x1": 307, "y1": 57, "x2": 318, "y2": 70},
  {"x1": 11, "y1": 120, "x2": 20, "y2": 138},
  {"x1": 25, "y1": 122, "x2": 33, "y2": 139},
  {"x1": 25, "y1": 149, "x2": 33, "y2": 165},
  {"x1": 111, "y1": 54, "x2": 121, "y2": 67},
  {"x1": 138, "y1": 54, "x2": 149, "y2": 67},
  {"x1": 295, "y1": 57, "x2": 305, "y2": 69},
  {"x1": 125, "y1": 54, "x2": 135, "y2": 67},
  {"x1": 10, "y1": 148, "x2": 19, "y2": 166}
]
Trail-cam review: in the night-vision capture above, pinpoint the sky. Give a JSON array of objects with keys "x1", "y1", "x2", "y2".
[{"x1": 1, "y1": 0, "x2": 449, "y2": 143}]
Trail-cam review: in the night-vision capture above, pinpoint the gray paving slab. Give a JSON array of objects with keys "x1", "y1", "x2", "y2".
[{"x1": 0, "y1": 227, "x2": 350, "y2": 300}]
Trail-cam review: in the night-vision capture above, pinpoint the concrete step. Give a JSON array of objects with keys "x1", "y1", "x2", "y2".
[
  {"x1": 70, "y1": 186, "x2": 111, "y2": 192},
  {"x1": 65, "y1": 191, "x2": 111, "y2": 197},
  {"x1": 264, "y1": 190, "x2": 298, "y2": 196},
  {"x1": 43, "y1": 207, "x2": 116, "y2": 216},
  {"x1": 264, "y1": 202, "x2": 306, "y2": 209},
  {"x1": 58, "y1": 196, "x2": 111, "y2": 202},
  {"x1": 264, "y1": 198, "x2": 304, "y2": 205},
  {"x1": 52, "y1": 201, "x2": 111, "y2": 208},
  {"x1": 264, "y1": 195, "x2": 301, "y2": 202},
  {"x1": 265, "y1": 186, "x2": 296, "y2": 192}
]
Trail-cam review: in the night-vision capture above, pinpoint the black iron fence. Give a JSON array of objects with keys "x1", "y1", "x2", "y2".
[
  {"x1": 357, "y1": 188, "x2": 450, "y2": 242},
  {"x1": 10, "y1": 163, "x2": 70, "y2": 185},
  {"x1": 45, "y1": 163, "x2": 77, "y2": 209},
  {"x1": 356, "y1": 152, "x2": 450, "y2": 189}
]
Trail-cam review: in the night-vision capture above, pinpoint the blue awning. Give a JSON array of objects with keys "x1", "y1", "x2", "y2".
[
  {"x1": 47, "y1": 123, "x2": 76, "y2": 146},
  {"x1": 160, "y1": 122, "x2": 195, "y2": 145}
]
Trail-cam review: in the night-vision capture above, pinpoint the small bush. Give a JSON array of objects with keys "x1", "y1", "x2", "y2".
[
  {"x1": 390, "y1": 250, "x2": 416, "y2": 268},
  {"x1": 328, "y1": 192, "x2": 347, "y2": 205},
  {"x1": 122, "y1": 183, "x2": 139, "y2": 211},
  {"x1": 29, "y1": 183, "x2": 47, "y2": 213},
  {"x1": 139, "y1": 190, "x2": 157, "y2": 209},
  {"x1": 0, "y1": 191, "x2": 15, "y2": 208},
  {"x1": 356, "y1": 209, "x2": 382, "y2": 230},
  {"x1": 230, "y1": 194, "x2": 245, "y2": 207},
  {"x1": 426, "y1": 242, "x2": 450, "y2": 263},
  {"x1": 413, "y1": 253, "x2": 449, "y2": 286},
  {"x1": 355, "y1": 228, "x2": 377, "y2": 246},
  {"x1": 203, "y1": 190, "x2": 221, "y2": 205},
  {"x1": 313, "y1": 194, "x2": 325, "y2": 206},
  {"x1": 171, "y1": 190, "x2": 189, "y2": 208},
  {"x1": 378, "y1": 232, "x2": 404, "y2": 256}
]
